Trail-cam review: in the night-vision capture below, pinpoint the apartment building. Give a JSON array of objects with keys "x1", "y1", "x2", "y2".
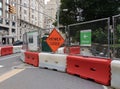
[
  {"x1": 0, "y1": 0, "x2": 17, "y2": 44},
  {"x1": 0, "y1": 0, "x2": 45, "y2": 44},
  {"x1": 17, "y1": 0, "x2": 45, "y2": 41},
  {"x1": 45, "y1": 0, "x2": 60, "y2": 29}
]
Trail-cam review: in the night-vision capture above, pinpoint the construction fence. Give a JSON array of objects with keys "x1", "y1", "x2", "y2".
[
  {"x1": 112, "y1": 14, "x2": 120, "y2": 58},
  {"x1": 68, "y1": 18, "x2": 111, "y2": 58},
  {"x1": 22, "y1": 14, "x2": 120, "y2": 59}
]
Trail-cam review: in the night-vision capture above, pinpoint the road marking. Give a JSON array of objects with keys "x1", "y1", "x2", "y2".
[
  {"x1": 0, "y1": 65, "x2": 4, "y2": 68},
  {"x1": 102, "y1": 85, "x2": 108, "y2": 89},
  {"x1": 0, "y1": 69, "x2": 25, "y2": 83}
]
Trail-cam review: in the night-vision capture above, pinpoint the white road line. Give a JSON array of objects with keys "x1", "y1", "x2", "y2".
[
  {"x1": 0, "y1": 65, "x2": 4, "y2": 68},
  {"x1": 102, "y1": 85, "x2": 108, "y2": 89}
]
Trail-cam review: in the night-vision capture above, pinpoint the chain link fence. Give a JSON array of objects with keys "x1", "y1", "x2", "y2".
[
  {"x1": 113, "y1": 14, "x2": 120, "y2": 58},
  {"x1": 68, "y1": 18, "x2": 111, "y2": 58}
]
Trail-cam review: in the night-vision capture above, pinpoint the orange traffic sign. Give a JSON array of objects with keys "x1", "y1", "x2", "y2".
[{"x1": 46, "y1": 28, "x2": 65, "y2": 52}]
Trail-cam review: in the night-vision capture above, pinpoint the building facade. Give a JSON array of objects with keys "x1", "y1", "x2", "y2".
[
  {"x1": 0, "y1": 0, "x2": 45, "y2": 44},
  {"x1": 44, "y1": 0, "x2": 60, "y2": 29},
  {"x1": 17, "y1": 0, "x2": 45, "y2": 41},
  {"x1": 0, "y1": 0, "x2": 17, "y2": 44}
]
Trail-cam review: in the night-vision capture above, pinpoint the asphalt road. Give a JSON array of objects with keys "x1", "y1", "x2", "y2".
[{"x1": 0, "y1": 53, "x2": 112, "y2": 89}]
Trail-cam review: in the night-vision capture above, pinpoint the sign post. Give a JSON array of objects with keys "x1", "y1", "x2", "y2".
[
  {"x1": 46, "y1": 28, "x2": 64, "y2": 52},
  {"x1": 80, "y1": 29, "x2": 91, "y2": 46}
]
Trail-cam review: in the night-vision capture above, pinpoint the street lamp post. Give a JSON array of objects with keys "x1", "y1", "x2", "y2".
[{"x1": 56, "y1": 0, "x2": 60, "y2": 29}]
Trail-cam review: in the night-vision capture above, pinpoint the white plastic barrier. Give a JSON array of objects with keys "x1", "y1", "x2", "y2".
[
  {"x1": 39, "y1": 52, "x2": 67, "y2": 72},
  {"x1": 13, "y1": 46, "x2": 22, "y2": 53},
  {"x1": 20, "y1": 49, "x2": 25, "y2": 62},
  {"x1": 111, "y1": 60, "x2": 120, "y2": 89},
  {"x1": 56, "y1": 47, "x2": 65, "y2": 54}
]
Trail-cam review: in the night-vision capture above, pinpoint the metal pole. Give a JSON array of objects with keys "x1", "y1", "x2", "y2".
[
  {"x1": 112, "y1": 16, "x2": 115, "y2": 58},
  {"x1": 68, "y1": 25, "x2": 70, "y2": 46},
  {"x1": 56, "y1": 0, "x2": 60, "y2": 29},
  {"x1": 68, "y1": 17, "x2": 109, "y2": 27},
  {"x1": 107, "y1": 17, "x2": 110, "y2": 58},
  {"x1": 57, "y1": 7, "x2": 59, "y2": 29}
]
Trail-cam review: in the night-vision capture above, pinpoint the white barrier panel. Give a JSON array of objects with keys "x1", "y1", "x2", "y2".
[
  {"x1": 13, "y1": 46, "x2": 22, "y2": 53},
  {"x1": 39, "y1": 53, "x2": 67, "y2": 72},
  {"x1": 20, "y1": 50, "x2": 25, "y2": 62},
  {"x1": 111, "y1": 60, "x2": 120, "y2": 89},
  {"x1": 56, "y1": 47, "x2": 65, "y2": 54}
]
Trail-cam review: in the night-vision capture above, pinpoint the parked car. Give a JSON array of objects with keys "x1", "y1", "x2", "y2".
[{"x1": 13, "y1": 40, "x2": 23, "y2": 46}]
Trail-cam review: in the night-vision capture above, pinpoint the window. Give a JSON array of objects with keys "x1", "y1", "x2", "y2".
[
  {"x1": 12, "y1": 0, "x2": 16, "y2": 6},
  {"x1": 0, "y1": 10, "x2": 2, "y2": 16},
  {"x1": 32, "y1": 15, "x2": 34, "y2": 19},
  {"x1": 35, "y1": 17, "x2": 37, "y2": 20},
  {"x1": 20, "y1": 29, "x2": 21, "y2": 34},
  {"x1": 0, "y1": 18, "x2": 3, "y2": 23},
  {"x1": 12, "y1": 15, "x2": 16, "y2": 20},
  {"x1": 24, "y1": 17, "x2": 26, "y2": 21},
  {"x1": 12, "y1": 22, "x2": 15, "y2": 26},
  {"x1": 29, "y1": 36, "x2": 33, "y2": 43},
  {"x1": 24, "y1": 3, "x2": 27, "y2": 7},
  {"x1": 0, "y1": 2, "x2": 2, "y2": 8},
  {"x1": 24, "y1": 10, "x2": 27, "y2": 14},
  {"x1": 20, "y1": 36, "x2": 21, "y2": 39},
  {"x1": 12, "y1": 29, "x2": 15, "y2": 33},
  {"x1": 32, "y1": 9, "x2": 34, "y2": 13},
  {"x1": 6, "y1": 13, "x2": 9, "y2": 18},
  {"x1": 5, "y1": 19, "x2": 9, "y2": 25},
  {"x1": 6, "y1": 0, "x2": 9, "y2": 4},
  {"x1": 6, "y1": 5, "x2": 9, "y2": 11}
]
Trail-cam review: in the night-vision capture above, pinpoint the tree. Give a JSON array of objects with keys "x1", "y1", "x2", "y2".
[{"x1": 59, "y1": 0, "x2": 120, "y2": 26}]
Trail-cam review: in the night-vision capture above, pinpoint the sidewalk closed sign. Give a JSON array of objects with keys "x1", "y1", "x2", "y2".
[
  {"x1": 80, "y1": 30, "x2": 91, "y2": 46},
  {"x1": 46, "y1": 28, "x2": 64, "y2": 52}
]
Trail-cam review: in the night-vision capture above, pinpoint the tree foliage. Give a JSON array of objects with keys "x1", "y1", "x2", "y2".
[{"x1": 59, "y1": 0, "x2": 120, "y2": 25}]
